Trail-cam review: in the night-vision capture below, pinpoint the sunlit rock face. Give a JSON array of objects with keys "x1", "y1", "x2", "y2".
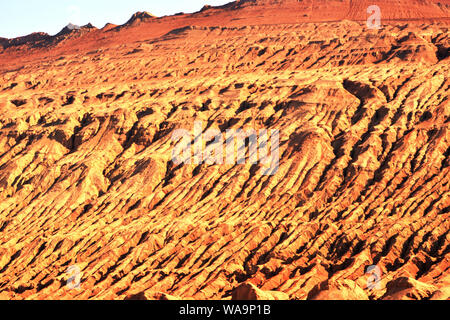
[{"x1": 0, "y1": 0, "x2": 448, "y2": 300}]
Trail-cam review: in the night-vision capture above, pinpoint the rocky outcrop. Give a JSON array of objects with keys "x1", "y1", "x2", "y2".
[
  {"x1": 55, "y1": 23, "x2": 97, "y2": 37},
  {"x1": 125, "y1": 11, "x2": 156, "y2": 27},
  {"x1": 0, "y1": 32, "x2": 51, "y2": 49},
  {"x1": 307, "y1": 280, "x2": 369, "y2": 300},
  {"x1": 381, "y1": 277, "x2": 439, "y2": 300},
  {"x1": 429, "y1": 287, "x2": 450, "y2": 300},
  {"x1": 102, "y1": 23, "x2": 118, "y2": 32},
  {"x1": 125, "y1": 290, "x2": 180, "y2": 300},
  {"x1": 232, "y1": 283, "x2": 289, "y2": 300}
]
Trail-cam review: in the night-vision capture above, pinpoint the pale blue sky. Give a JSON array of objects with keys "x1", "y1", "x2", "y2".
[{"x1": 0, "y1": 0, "x2": 232, "y2": 38}]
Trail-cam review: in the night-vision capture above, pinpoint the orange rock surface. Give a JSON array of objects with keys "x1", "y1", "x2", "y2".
[{"x1": 0, "y1": 0, "x2": 449, "y2": 300}]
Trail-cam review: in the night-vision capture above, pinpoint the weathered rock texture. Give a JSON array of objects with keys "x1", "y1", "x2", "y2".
[{"x1": 0, "y1": 0, "x2": 448, "y2": 300}]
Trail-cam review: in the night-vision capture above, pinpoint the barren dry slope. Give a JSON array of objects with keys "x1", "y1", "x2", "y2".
[{"x1": 0, "y1": 0, "x2": 449, "y2": 300}]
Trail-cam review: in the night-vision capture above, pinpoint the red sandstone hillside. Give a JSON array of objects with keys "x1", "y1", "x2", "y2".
[
  {"x1": 1, "y1": 0, "x2": 449, "y2": 59},
  {"x1": 0, "y1": 0, "x2": 448, "y2": 300}
]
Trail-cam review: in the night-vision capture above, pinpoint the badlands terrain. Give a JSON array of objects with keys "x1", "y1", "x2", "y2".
[{"x1": 0, "y1": 0, "x2": 449, "y2": 300}]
